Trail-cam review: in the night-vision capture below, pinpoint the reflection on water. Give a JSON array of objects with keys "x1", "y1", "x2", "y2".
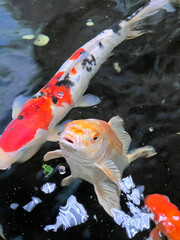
[
  {"x1": 0, "y1": 1, "x2": 39, "y2": 119},
  {"x1": 41, "y1": 182, "x2": 56, "y2": 194},
  {"x1": 44, "y1": 195, "x2": 88, "y2": 232},
  {"x1": 22, "y1": 197, "x2": 42, "y2": 213},
  {"x1": 0, "y1": 0, "x2": 179, "y2": 239},
  {"x1": 112, "y1": 176, "x2": 152, "y2": 238}
]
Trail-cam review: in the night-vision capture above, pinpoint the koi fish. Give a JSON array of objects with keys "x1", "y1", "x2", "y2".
[
  {"x1": 44, "y1": 116, "x2": 156, "y2": 216},
  {"x1": 0, "y1": 0, "x2": 170, "y2": 169},
  {"x1": 145, "y1": 194, "x2": 180, "y2": 240}
]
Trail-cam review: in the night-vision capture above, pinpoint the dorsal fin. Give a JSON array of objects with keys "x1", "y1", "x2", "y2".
[
  {"x1": 12, "y1": 95, "x2": 28, "y2": 119},
  {"x1": 108, "y1": 116, "x2": 131, "y2": 155}
]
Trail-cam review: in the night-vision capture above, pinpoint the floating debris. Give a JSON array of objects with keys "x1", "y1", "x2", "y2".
[
  {"x1": 10, "y1": 203, "x2": 19, "y2": 210},
  {"x1": 22, "y1": 34, "x2": 35, "y2": 40},
  {"x1": 33, "y1": 34, "x2": 49, "y2": 46},
  {"x1": 22, "y1": 33, "x2": 49, "y2": 46},
  {"x1": 58, "y1": 165, "x2": 66, "y2": 175},
  {"x1": 161, "y1": 99, "x2": 166, "y2": 104},
  {"x1": 41, "y1": 182, "x2": 56, "y2": 194},
  {"x1": 177, "y1": 132, "x2": 180, "y2": 135},
  {"x1": 113, "y1": 62, "x2": 121, "y2": 73},
  {"x1": 44, "y1": 195, "x2": 88, "y2": 231},
  {"x1": 86, "y1": 19, "x2": 94, "y2": 27},
  {"x1": 42, "y1": 164, "x2": 53, "y2": 177},
  {"x1": 23, "y1": 197, "x2": 42, "y2": 212}
]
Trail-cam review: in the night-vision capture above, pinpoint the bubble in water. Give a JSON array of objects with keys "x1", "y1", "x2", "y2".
[
  {"x1": 149, "y1": 127, "x2": 154, "y2": 132},
  {"x1": 59, "y1": 165, "x2": 66, "y2": 175}
]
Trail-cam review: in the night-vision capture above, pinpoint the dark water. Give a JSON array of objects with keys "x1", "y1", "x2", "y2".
[{"x1": 0, "y1": 0, "x2": 180, "y2": 239}]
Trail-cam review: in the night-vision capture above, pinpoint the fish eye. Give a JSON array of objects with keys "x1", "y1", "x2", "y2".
[{"x1": 93, "y1": 133, "x2": 99, "y2": 140}]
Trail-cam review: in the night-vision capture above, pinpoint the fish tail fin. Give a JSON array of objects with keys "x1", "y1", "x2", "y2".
[
  {"x1": 127, "y1": 145, "x2": 157, "y2": 163},
  {"x1": 126, "y1": 0, "x2": 170, "y2": 39}
]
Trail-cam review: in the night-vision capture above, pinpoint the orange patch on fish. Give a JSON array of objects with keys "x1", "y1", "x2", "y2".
[
  {"x1": 69, "y1": 127, "x2": 85, "y2": 136},
  {"x1": 0, "y1": 97, "x2": 53, "y2": 152},
  {"x1": 69, "y1": 48, "x2": 85, "y2": 60},
  {"x1": 145, "y1": 194, "x2": 180, "y2": 240},
  {"x1": 82, "y1": 139, "x2": 89, "y2": 147},
  {"x1": 40, "y1": 73, "x2": 73, "y2": 107},
  {"x1": 71, "y1": 67, "x2": 77, "y2": 75},
  {"x1": 42, "y1": 71, "x2": 64, "y2": 89}
]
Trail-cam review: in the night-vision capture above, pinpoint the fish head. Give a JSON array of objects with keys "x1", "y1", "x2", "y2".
[
  {"x1": 59, "y1": 119, "x2": 107, "y2": 160},
  {"x1": 145, "y1": 194, "x2": 170, "y2": 222},
  {"x1": 0, "y1": 148, "x2": 16, "y2": 170}
]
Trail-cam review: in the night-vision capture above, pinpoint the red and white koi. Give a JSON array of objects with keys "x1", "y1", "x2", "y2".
[
  {"x1": 0, "y1": 0, "x2": 171, "y2": 169},
  {"x1": 145, "y1": 194, "x2": 180, "y2": 240}
]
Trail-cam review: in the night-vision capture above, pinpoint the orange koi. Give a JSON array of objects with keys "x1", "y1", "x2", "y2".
[
  {"x1": 44, "y1": 116, "x2": 156, "y2": 216},
  {"x1": 145, "y1": 194, "x2": 180, "y2": 240}
]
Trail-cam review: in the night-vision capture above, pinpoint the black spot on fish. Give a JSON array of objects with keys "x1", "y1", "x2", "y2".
[
  {"x1": 109, "y1": 22, "x2": 121, "y2": 33},
  {"x1": 40, "y1": 91, "x2": 45, "y2": 96},
  {"x1": 91, "y1": 55, "x2": 96, "y2": 65},
  {"x1": 32, "y1": 91, "x2": 45, "y2": 99},
  {"x1": 10, "y1": 128, "x2": 14, "y2": 131},
  {"x1": 52, "y1": 95, "x2": 58, "y2": 104},
  {"x1": 34, "y1": 105, "x2": 40, "y2": 110},
  {"x1": 80, "y1": 50, "x2": 85, "y2": 55},
  {"x1": 99, "y1": 42, "x2": 104, "y2": 49},
  {"x1": 55, "y1": 75, "x2": 74, "y2": 88},
  {"x1": 18, "y1": 115, "x2": 24, "y2": 120},
  {"x1": 82, "y1": 55, "x2": 96, "y2": 72}
]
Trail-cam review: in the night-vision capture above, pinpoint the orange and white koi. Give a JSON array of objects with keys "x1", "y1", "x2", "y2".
[
  {"x1": 145, "y1": 194, "x2": 180, "y2": 240},
  {"x1": 0, "y1": 0, "x2": 169, "y2": 169},
  {"x1": 44, "y1": 116, "x2": 156, "y2": 216}
]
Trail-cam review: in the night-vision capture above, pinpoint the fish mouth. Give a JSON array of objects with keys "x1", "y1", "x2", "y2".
[{"x1": 60, "y1": 136, "x2": 77, "y2": 149}]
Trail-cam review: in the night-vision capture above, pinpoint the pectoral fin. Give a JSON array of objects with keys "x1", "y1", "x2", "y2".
[
  {"x1": 149, "y1": 226, "x2": 163, "y2": 240},
  {"x1": 12, "y1": 95, "x2": 28, "y2": 119},
  {"x1": 43, "y1": 150, "x2": 62, "y2": 161},
  {"x1": 47, "y1": 119, "x2": 72, "y2": 142},
  {"x1": 109, "y1": 116, "x2": 131, "y2": 155},
  {"x1": 74, "y1": 94, "x2": 101, "y2": 107},
  {"x1": 46, "y1": 129, "x2": 59, "y2": 142},
  {"x1": 0, "y1": 224, "x2": 5, "y2": 240},
  {"x1": 127, "y1": 145, "x2": 157, "y2": 163},
  {"x1": 96, "y1": 159, "x2": 121, "y2": 191},
  {"x1": 94, "y1": 180, "x2": 120, "y2": 216},
  {"x1": 61, "y1": 175, "x2": 74, "y2": 187}
]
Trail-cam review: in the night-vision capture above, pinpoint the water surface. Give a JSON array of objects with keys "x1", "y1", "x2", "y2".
[{"x1": 0, "y1": 0, "x2": 179, "y2": 239}]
